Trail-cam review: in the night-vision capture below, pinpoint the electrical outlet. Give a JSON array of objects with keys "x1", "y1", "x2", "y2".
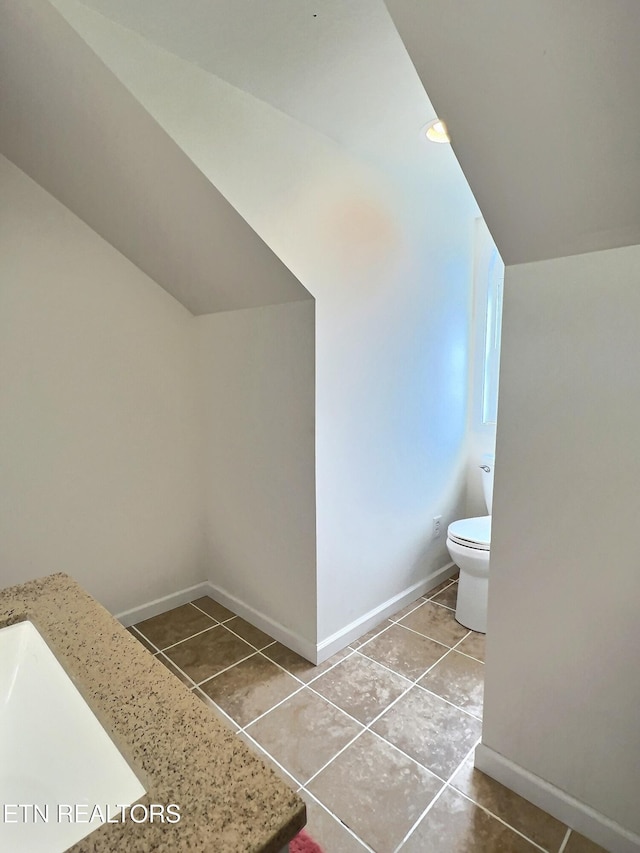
[{"x1": 432, "y1": 515, "x2": 442, "y2": 538}]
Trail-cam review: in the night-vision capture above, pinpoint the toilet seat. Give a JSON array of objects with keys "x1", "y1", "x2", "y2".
[{"x1": 447, "y1": 516, "x2": 491, "y2": 551}]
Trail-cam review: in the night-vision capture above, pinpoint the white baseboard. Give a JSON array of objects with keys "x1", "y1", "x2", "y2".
[
  {"x1": 204, "y1": 582, "x2": 318, "y2": 663},
  {"x1": 315, "y1": 562, "x2": 457, "y2": 664},
  {"x1": 475, "y1": 743, "x2": 640, "y2": 853},
  {"x1": 115, "y1": 582, "x2": 211, "y2": 627},
  {"x1": 114, "y1": 563, "x2": 457, "y2": 666}
]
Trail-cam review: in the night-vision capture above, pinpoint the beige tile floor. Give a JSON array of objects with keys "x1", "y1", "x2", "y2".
[{"x1": 129, "y1": 578, "x2": 608, "y2": 853}]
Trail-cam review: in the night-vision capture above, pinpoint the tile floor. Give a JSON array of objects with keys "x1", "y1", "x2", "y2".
[{"x1": 128, "y1": 578, "x2": 608, "y2": 853}]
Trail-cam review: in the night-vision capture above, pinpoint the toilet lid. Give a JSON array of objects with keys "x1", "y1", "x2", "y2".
[{"x1": 447, "y1": 516, "x2": 491, "y2": 550}]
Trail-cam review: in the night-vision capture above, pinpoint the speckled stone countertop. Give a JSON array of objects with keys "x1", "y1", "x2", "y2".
[{"x1": 0, "y1": 573, "x2": 305, "y2": 852}]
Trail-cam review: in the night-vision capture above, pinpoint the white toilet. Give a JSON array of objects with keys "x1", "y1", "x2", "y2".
[{"x1": 446, "y1": 454, "x2": 494, "y2": 633}]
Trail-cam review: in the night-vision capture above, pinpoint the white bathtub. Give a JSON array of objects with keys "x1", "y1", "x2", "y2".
[{"x1": 0, "y1": 620, "x2": 145, "y2": 852}]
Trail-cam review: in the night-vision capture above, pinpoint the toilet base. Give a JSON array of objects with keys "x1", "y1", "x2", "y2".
[
  {"x1": 456, "y1": 567, "x2": 488, "y2": 633},
  {"x1": 446, "y1": 537, "x2": 489, "y2": 634}
]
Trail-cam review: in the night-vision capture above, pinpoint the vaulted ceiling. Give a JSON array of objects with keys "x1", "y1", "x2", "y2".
[
  {"x1": 52, "y1": 0, "x2": 442, "y2": 173},
  {"x1": 385, "y1": 0, "x2": 640, "y2": 265},
  {"x1": 0, "y1": 0, "x2": 309, "y2": 315},
  {"x1": 5, "y1": 0, "x2": 635, "y2": 302},
  {"x1": 3, "y1": 0, "x2": 484, "y2": 313}
]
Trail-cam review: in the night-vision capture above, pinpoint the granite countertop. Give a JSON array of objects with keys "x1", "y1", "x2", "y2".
[{"x1": 0, "y1": 573, "x2": 305, "y2": 852}]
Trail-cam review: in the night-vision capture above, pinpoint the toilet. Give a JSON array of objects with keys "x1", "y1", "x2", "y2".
[{"x1": 446, "y1": 454, "x2": 494, "y2": 633}]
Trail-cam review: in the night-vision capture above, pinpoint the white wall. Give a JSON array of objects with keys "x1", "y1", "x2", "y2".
[
  {"x1": 52, "y1": 2, "x2": 479, "y2": 648},
  {"x1": 0, "y1": 155, "x2": 204, "y2": 614},
  {"x1": 195, "y1": 302, "x2": 317, "y2": 650},
  {"x1": 314, "y1": 211, "x2": 473, "y2": 641},
  {"x1": 50, "y1": 11, "x2": 479, "y2": 647},
  {"x1": 485, "y1": 244, "x2": 640, "y2": 836}
]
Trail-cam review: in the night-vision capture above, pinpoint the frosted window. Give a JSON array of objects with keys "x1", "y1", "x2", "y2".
[{"x1": 482, "y1": 246, "x2": 504, "y2": 425}]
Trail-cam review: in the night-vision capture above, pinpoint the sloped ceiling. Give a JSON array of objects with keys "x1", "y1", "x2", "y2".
[
  {"x1": 386, "y1": 0, "x2": 640, "y2": 265},
  {"x1": 39, "y1": 0, "x2": 481, "y2": 311},
  {"x1": 0, "y1": 0, "x2": 309, "y2": 315},
  {"x1": 52, "y1": 0, "x2": 442, "y2": 173},
  {"x1": 48, "y1": 0, "x2": 478, "y2": 256}
]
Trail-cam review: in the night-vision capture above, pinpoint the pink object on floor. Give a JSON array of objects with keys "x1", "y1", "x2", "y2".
[{"x1": 289, "y1": 828, "x2": 325, "y2": 853}]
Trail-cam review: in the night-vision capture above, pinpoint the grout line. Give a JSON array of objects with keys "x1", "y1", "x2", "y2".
[
  {"x1": 142, "y1": 602, "x2": 479, "y2": 729},
  {"x1": 294, "y1": 679, "x2": 448, "y2": 788},
  {"x1": 429, "y1": 581, "x2": 457, "y2": 595},
  {"x1": 238, "y1": 682, "x2": 308, "y2": 731},
  {"x1": 299, "y1": 787, "x2": 377, "y2": 853},
  {"x1": 300, "y1": 729, "x2": 369, "y2": 790},
  {"x1": 246, "y1": 647, "x2": 363, "y2": 724},
  {"x1": 156, "y1": 652, "x2": 198, "y2": 688},
  {"x1": 422, "y1": 579, "x2": 457, "y2": 599},
  {"x1": 411, "y1": 654, "x2": 484, "y2": 712},
  {"x1": 348, "y1": 621, "x2": 394, "y2": 652},
  {"x1": 151, "y1": 622, "x2": 281, "y2": 699},
  {"x1": 153, "y1": 624, "x2": 218, "y2": 653},
  {"x1": 131, "y1": 614, "x2": 281, "y2": 725},
  {"x1": 128, "y1": 625, "x2": 163, "y2": 654},
  {"x1": 298, "y1": 676, "x2": 461, "y2": 791},
  {"x1": 189, "y1": 600, "x2": 235, "y2": 624},
  {"x1": 149, "y1": 634, "x2": 478, "y2": 785},
  {"x1": 394, "y1": 781, "x2": 449, "y2": 853},
  {"x1": 558, "y1": 828, "x2": 572, "y2": 853},
  {"x1": 430, "y1": 599, "x2": 456, "y2": 612},
  {"x1": 388, "y1": 601, "x2": 425, "y2": 623},
  {"x1": 342, "y1": 645, "x2": 457, "y2": 733},
  {"x1": 447, "y1": 786, "x2": 550, "y2": 852},
  {"x1": 449, "y1": 630, "x2": 476, "y2": 654},
  {"x1": 447, "y1": 737, "x2": 480, "y2": 778},
  {"x1": 303, "y1": 650, "x2": 358, "y2": 686},
  {"x1": 141, "y1": 594, "x2": 553, "y2": 853},
  {"x1": 359, "y1": 656, "x2": 440, "y2": 715},
  {"x1": 193, "y1": 688, "x2": 242, "y2": 730},
  {"x1": 204, "y1": 647, "x2": 361, "y2": 733},
  {"x1": 412, "y1": 681, "x2": 483, "y2": 722},
  {"x1": 258, "y1": 647, "x2": 358, "y2": 688},
  {"x1": 389, "y1": 593, "x2": 460, "y2": 626},
  {"x1": 140, "y1": 596, "x2": 548, "y2": 853},
  {"x1": 255, "y1": 653, "x2": 315, "y2": 687},
  {"x1": 217, "y1": 621, "x2": 278, "y2": 655},
  {"x1": 195, "y1": 650, "x2": 261, "y2": 689},
  {"x1": 363, "y1": 726, "x2": 447, "y2": 784},
  {"x1": 394, "y1": 739, "x2": 480, "y2": 852},
  {"x1": 388, "y1": 619, "x2": 468, "y2": 649},
  {"x1": 303, "y1": 686, "x2": 393, "y2": 753},
  {"x1": 453, "y1": 645, "x2": 486, "y2": 664},
  {"x1": 347, "y1": 650, "x2": 414, "y2": 689},
  {"x1": 237, "y1": 730, "x2": 300, "y2": 788},
  {"x1": 256, "y1": 630, "x2": 484, "y2": 835},
  {"x1": 141, "y1": 631, "x2": 282, "y2": 733},
  {"x1": 409, "y1": 627, "x2": 486, "y2": 720},
  {"x1": 357, "y1": 642, "x2": 451, "y2": 692},
  {"x1": 155, "y1": 613, "x2": 275, "y2": 661},
  {"x1": 249, "y1": 678, "x2": 447, "y2": 792},
  {"x1": 138, "y1": 598, "x2": 493, "y2": 849},
  {"x1": 349, "y1": 583, "x2": 462, "y2": 652},
  {"x1": 397, "y1": 731, "x2": 553, "y2": 853}
]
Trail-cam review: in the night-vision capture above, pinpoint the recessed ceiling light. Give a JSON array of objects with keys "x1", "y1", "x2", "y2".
[{"x1": 424, "y1": 118, "x2": 450, "y2": 144}]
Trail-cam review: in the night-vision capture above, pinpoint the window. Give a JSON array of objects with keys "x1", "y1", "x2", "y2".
[
  {"x1": 472, "y1": 218, "x2": 504, "y2": 428},
  {"x1": 482, "y1": 242, "x2": 504, "y2": 424}
]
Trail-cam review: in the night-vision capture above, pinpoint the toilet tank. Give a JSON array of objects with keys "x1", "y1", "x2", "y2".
[{"x1": 481, "y1": 453, "x2": 495, "y2": 514}]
